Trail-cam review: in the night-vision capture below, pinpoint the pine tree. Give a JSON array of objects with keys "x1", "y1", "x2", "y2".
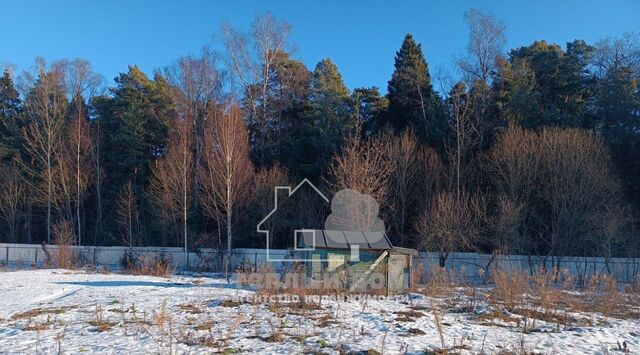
[
  {"x1": 353, "y1": 86, "x2": 388, "y2": 137},
  {"x1": 506, "y1": 40, "x2": 594, "y2": 128},
  {"x1": 492, "y1": 57, "x2": 541, "y2": 127},
  {"x1": 279, "y1": 58, "x2": 353, "y2": 179},
  {"x1": 0, "y1": 70, "x2": 21, "y2": 161},
  {"x1": 384, "y1": 34, "x2": 445, "y2": 148},
  {"x1": 93, "y1": 66, "x2": 175, "y2": 245}
]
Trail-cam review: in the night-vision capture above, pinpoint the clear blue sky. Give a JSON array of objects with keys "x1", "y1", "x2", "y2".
[{"x1": 1, "y1": 0, "x2": 638, "y2": 92}]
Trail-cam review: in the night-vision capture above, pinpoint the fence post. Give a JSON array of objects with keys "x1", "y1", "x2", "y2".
[{"x1": 5, "y1": 246, "x2": 8, "y2": 264}]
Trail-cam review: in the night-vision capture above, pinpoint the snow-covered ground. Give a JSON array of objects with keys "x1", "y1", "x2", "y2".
[{"x1": 0, "y1": 269, "x2": 638, "y2": 354}]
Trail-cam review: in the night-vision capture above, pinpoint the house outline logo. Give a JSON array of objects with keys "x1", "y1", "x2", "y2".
[{"x1": 256, "y1": 178, "x2": 329, "y2": 262}]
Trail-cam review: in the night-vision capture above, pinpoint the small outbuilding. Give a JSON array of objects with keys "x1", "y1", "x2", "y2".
[{"x1": 294, "y1": 229, "x2": 418, "y2": 295}]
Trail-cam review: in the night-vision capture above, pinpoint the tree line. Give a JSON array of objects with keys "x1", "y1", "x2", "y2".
[{"x1": 0, "y1": 10, "x2": 638, "y2": 262}]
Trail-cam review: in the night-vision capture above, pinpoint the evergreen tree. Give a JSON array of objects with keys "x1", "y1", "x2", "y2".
[
  {"x1": 383, "y1": 34, "x2": 445, "y2": 149},
  {"x1": 93, "y1": 66, "x2": 175, "y2": 244},
  {"x1": 243, "y1": 52, "x2": 310, "y2": 167},
  {"x1": 0, "y1": 70, "x2": 21, "y2": 161},
  {"x1": 279, "y1": 58, "x2": 353, "y2": 179},
  {"x1": 507, "y1": 40, "x2": 594, "y2": 127},
  {"x1": 492, "y1": 57, "x2": 541, "y2": 127},
  {"x1": 352, "y1": 86, "x2": 388, "y2": 137},
  {"x1": 595, "y1": 65, "x2": 640, "y2": 206},
  {"x1": 310, "y1": 58, "x2": 353, "y2": 135}
]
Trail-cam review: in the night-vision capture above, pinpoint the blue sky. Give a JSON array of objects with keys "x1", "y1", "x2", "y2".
[{"x1": 1, "y1": 0, "x2": 638, "y2": 92}]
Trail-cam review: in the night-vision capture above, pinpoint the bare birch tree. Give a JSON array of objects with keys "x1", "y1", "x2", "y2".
[
  {"x1": 148, "y1": 117, "x2": 193, "y2": 250},
  {"x1": 21, "y1": 59, "x2": 68, "y2": 243},
  {"x1": 222, "y1": 13, "x2": 293, "y2": 165},
  {"x1": 199, "y1": 105, "x2": 254, "y2": 254},
  {"x1": 456, "y1": 8, "x2": 506, "y2": 83},
  {"x1": 163, "y1": 47, "x2": 224, "y2": 216},
  {"x1": 445, "y1": 82, "x2": 479, "y2": 199},
  {"x1": 62, "y1": 59, "x2": 102, "y2": 246}
]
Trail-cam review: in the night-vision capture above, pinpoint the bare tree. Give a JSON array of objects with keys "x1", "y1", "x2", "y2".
[
  {"x1": 199, "y1": 105, "x2": 254, "y2": 254},
  {"x1": 148, "y1": 117, "x2": 193, "y2": 250},
  {"x1": 387, "y1": 130, "x2": 422, "y2": 246},
  {"x1": 62, "y1": 59, "x2": 102, "y2": 246},
  {"x1": 592, "y1": 32, "x2": 640, "y2": 78},
  {"x1": 485, "y1": 124, "x2": 624, "y2": 263},
  {"x1": 248, "y1": 164, "x2": 289, "y2": 248},
  {"x1": 416, "y1": 145, "x2": 446, "y2": 215},
  {"x1": 456, "y1": 8, "x2": 506, "y2": 83},
  {"x1": 416, "y1": 190, "x2": 486, "y2": 267},
  {"x1": 163, "y1": 47, "x2": 224, "y2": 215},
  {"x1": 21, "y1": 59, "x2": 68, "y2": 243},
  {"x1": 327, "y1": 133, "x2": 393, "y2": 205},
  {"x1": 90, "y1": 111, "x2": 105, "y2": 245},
  {"x1": 483, "y1": 124, "x2": 540, "y2": 254},
  {"x1": 0, "y1": 159, "x2": 25, "y2": 243},
  {"x1": 115, "y1": 181, "x2": 142, "y2": 248},
  {"x1": 445, "y1": 82, "x2": 480, "y2": 199},
  {"x1": 595, "y1": 204, "x2": 630, "y2": 273},
  {"x1": 492, "y1": 196, "x2": 525, "y2": 255},
  {"x1": 52, "y1": 219, "x2": 76, "y2": 268},
  {"x1": 538, "y1": 127, "x2": 621, "y2": 267},
  {"x1": 222, "y1": 13, "x2": 293, "y2": 165},
  {"x1": 326, "y1": 132, "x2": 394, "y2": 232}
]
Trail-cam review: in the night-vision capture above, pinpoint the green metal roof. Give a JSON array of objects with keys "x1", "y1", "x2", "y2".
[{"x1": 297, "y1": 229, "x2": 393, "y2": 251}]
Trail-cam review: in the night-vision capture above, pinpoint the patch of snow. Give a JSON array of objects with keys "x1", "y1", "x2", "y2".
[{"x1": 0, "y1": 269, "x2": 637, "y2": 354}]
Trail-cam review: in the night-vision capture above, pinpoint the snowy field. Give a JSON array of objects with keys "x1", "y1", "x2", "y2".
[{"x1": 0, "y1": 269, "x2": 638, "y2": 354}]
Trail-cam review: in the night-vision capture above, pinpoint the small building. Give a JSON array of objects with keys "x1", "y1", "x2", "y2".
[{"x1": 294, "y1": 229, "x2": 418, "y2": 295}]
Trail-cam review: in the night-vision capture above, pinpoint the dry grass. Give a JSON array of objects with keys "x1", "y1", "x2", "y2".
[
  {"x1": 122, "y1": 253, "x2": 175, "y2": 277},
  {"x1": 89, "y1": 304, "x2": 115, "y2": 332},
  {"x1": 11, "y1": 307, "x2": 69, "y2": 320},
  {"x1": 52, "y1": 220, "x2": 79, "y2": 269},
  {"x1": 417, "y1": 265, "x2": 639, "y2": 338},
  {"x1": 178, "y1": 303, "x2": 203, "y2": 314}
]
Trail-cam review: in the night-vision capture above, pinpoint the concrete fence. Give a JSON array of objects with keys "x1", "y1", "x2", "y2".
[
  {"x1": 416, "y1": 252, "x2": 640, "y2": 284},
  {"x1": 1, "y1": 243, "x2": 639, "y2": 283}
]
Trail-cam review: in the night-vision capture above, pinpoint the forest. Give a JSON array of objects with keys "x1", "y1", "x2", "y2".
[{"x1": 0, "y1": 10, "x2": 639, "y2": 264}]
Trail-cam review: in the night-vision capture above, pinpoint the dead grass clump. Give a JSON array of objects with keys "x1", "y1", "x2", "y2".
[
  {"x1": 195, "y1": 320, "x2": 214, "y2": 331},
  {"x1": 122, "y1": 252, "x2": 174, "y2": 277},
  {"x1": 265, "y1": 331, "x2": 285, "y2": 343},
  {"x1": 579, "y1": 274, "x2": 624, "y2": 318},
  {"x1": 424, "y1": 266, "x2": 465, "y2": 298},
  {"x1": 178, "y1": 303, "x2": 203, "y2": 314},
  {"x1": 89, "y1": 305, "x2": 115, "y2": 332},
  {"x1": 11, "y1": 307, "x2": 69, "y2": 320},
  {"x1": 24, "y1": 319, "x2": 52, "y2": 331},
  {"x1": 395, "y1": 309, "x2": 426, "y2": 322},
  {"x1": 624, "y1": 276, "x2": 640, "y2": 317},
  {"x1": 53, "y1": 220, "x2": 79, "y2": 269},
  {"x1": 476, "y1": 309, "x2": 520, "y2": 326},
  {"x1": 407, "y1": 327, "x2": 426, "y2": 335},
  {"x1": 218, "y1": 299, "x2": 241, "y2": 307},
  {"x1": 488, "y1": 269, "x2": 529, "y2": 312},
  {"x1": 315, "y1": 314, "x2": 336, "y2": 327}
]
